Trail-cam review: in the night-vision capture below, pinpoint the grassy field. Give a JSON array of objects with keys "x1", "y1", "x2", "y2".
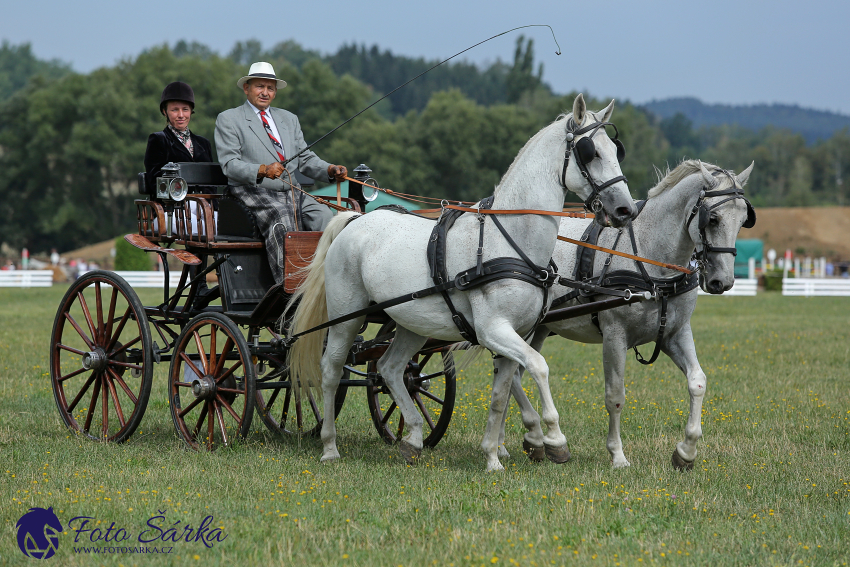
[{"x1": 0, "y1": 287, "x2": 848, "y2": 566}]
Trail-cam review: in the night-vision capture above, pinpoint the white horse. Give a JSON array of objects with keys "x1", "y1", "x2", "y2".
[
  {"x1": 288, "y1": 94, "x2": 636, "y2": 471},
  {"x1": 497, "y1": 160, "x2": 755, "y2": 469}
]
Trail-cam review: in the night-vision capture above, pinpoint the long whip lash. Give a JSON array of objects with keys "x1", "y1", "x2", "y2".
[{"x1": 282, "y1": 25, "x2": 561, "y2": 167}]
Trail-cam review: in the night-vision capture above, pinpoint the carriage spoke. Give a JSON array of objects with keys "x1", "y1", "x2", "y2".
[
  {"x1": 59, "y1": 367, "x2": 88, "y2": 383},
  {"x1": 213, "y1": 338, "x2": 234, "y2": 376},
  {"x1": 108, "y1": 368, "x2": 138, "y2": 405},
  {"x1": 413, "y1": 392, "x2": 435, "y2": 430},
  {"x1": 396, "y1": 415, "x2": 405, "y2": 439},
  {"x1": 215, "y1": 387, "x2": 243, "y2": 394},
  {"x1": 108, "y1": 360, "x2": 143, "y2": 371},
  {"x1": 307, "y1": 390, "x2": 321, "y2": 422},
  {"x1": 101, "y1": 379, "x2": 109, "y2": 437},
  {"x1": 67, "y1": 373, "x2": 97, "y2": 412},
  {"x1": 106, "y1": 376, "x2": 126, "y2": 428},
  {"x1": 191, "y1": 402, "x2": 208, "y2": 440},
  {"x1": 216, "y1": 360, "x2": 243, "y2": 385},
  {"x1": 109, "y1": 335, "x2": 141, "y2": 357},
  {"x1": 214, "y1": 404, "x2": 229, "y2": 446},
  {"x1": 209, "y1": 326, "x2": 217, "y2": 377},
  {"x1": 192, "y1": 330, "x2": 209, "y2": 375},
  {"x1": 106, "y1": 307, "x2": 131, "y2": 352},
  {"x1": 418, "y1": 389, "x2": 445, "y2": 405},
  {"x1": 217, "y1": 394, "x2": 242, "y2": 423},
  {"x1": 77, "y1": 292, "x2": 98, "y2": 345},
  {"x1": 280, "y1": 388, "x2": 293, "y2": 428},
  {"x1": 414, "y1": 370, "x2": 445, "y2": 383},
  {"x1": 380, "y1": 401, "x2": 397, "y2": 425},
  {"x1": 418, "y1": 353, "x2": 434, "y2": 368},
  {"x1": 64, "y1": 313, "x2": 95, "y2": 350},
  {"x1": 179, "y1": 353, "x2": 205, "y2": 379},
  {"x1": 57, "y1": 343, "x2": 87, "y2": 356},
  {"x1": 104, "y1": 287, "x2": 118, "y2": 346},
  {"x1": 179, "y1": 396, "x2": 204, "y2": 418},
  {"x1": 207, "y1": 404, "x2": 215, "y2": 450},
  {"x1": 294, "y1": 392, "x2": 304, "y2": 430},
  {"x1": 264, "y1": 388, "x2": 280, "y2": 412},
  {"x1": 83, "y1": 379, "x2": 101, "y2": 434},
  {"x1": 95, "y1": 282, "x2": 104, "y2": 343}
]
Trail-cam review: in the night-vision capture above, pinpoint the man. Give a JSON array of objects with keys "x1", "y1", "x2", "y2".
[{"x1": 215, "y1": 61, "x2": 347, "y2": 283}]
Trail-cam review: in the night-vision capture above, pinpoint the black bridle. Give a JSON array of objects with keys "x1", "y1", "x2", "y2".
[
  {"x1": 560, "y1": 118, "x2": 628, "y2": 213},
  {"x1": 685, "y1": 168, "x2": 756, "y2": 272}
]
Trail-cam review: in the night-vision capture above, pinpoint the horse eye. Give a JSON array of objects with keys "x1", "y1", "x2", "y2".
[{"x1": 709, "y1": 216, "x2": 719, "y2": 226}]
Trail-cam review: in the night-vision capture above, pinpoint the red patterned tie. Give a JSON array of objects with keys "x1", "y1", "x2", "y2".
[{"x1": 259, "y1": 110, "x2": 285, "y2": 161}]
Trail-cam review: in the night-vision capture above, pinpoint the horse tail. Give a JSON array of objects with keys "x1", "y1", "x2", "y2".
[
  {"x1": 448, "y1": 343, "x2": 489, "y2": 371},
  {"x1": 286, "y1": 211, "x2": 361, "y2": 397}
]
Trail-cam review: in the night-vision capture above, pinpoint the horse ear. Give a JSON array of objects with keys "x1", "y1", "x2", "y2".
[
  {"x1": 572, "y1": 93, "x2": 587, "y2": 125},
  {"x1": 736, "y1": 161, "x2": 755, "y2": 186},
  {"x1": 698, "y1": 160, "x2": 716, "y2": 188},
  {"x1": 598, "y1": 99, "x2": 615, "y2": 123}
]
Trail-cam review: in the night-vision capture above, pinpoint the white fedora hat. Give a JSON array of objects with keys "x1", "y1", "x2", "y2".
[{"x1": 237, "y1": 62, "x2": 287, "y2": 90}]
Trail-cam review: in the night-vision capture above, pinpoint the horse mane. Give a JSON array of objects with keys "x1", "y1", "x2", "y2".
[
  {"x1": 647, "y1": 159, "x2": 736, "y2": 198},
  {"x1": 495, "y1": 113, "x2": 571, "y2": 197}
]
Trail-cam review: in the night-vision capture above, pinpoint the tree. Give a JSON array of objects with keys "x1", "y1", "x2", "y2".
[{"x1": 505, "y1": 36, "x2": 545, "y2": 104}]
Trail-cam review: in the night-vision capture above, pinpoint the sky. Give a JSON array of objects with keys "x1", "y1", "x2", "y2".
[{"x1": 3, "y1": 0, "x2": 848, "y2": 114}]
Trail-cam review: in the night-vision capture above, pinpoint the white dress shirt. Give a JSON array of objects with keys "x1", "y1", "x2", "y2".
[{"x1": 247, "y1": 101, "x2": 283, "y2": 156}]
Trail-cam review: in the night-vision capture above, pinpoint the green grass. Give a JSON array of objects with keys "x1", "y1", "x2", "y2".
[{"x1": 0, "y1": 287, "x2": 848, "y2": 566}]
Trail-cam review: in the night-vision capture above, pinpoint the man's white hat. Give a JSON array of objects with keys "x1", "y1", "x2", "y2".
[{"x1": 236, "y1": 62, "x2": 287, "y2": 90}]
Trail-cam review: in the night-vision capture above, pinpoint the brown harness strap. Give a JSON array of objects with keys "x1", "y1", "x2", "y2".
[{"x1": 557, "y1": 235, "x2": 692, "y2": 274}]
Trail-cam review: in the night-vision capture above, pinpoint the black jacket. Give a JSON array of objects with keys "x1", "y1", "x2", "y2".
[{"x1": 143, "y1": 127, "x2": 213, "y2": 195}]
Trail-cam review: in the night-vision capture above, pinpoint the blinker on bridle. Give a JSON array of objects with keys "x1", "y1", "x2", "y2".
[
  {"x1": 561, "y1": 119, "x2": 627, "y2": 212},
  {"x1": 686, "y1": 168, "x2": 756, "y2": 272}
]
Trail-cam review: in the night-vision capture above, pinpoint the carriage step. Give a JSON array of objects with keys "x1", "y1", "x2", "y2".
[{"x1": 124, "y1": 234, "x2": 202, "y2": 265}]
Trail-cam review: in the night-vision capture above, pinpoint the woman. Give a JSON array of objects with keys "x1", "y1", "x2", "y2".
[{"x1": 143, "y1": 81, "x2": 213, "y2": 195}]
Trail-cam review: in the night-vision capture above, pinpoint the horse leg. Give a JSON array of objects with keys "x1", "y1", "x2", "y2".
[
  {"x1": 661, "y1": 323, "x2": 705, "y2": 470},
  {"x1": 478, "y1": 323, "x2": 568, "y2": 471},
  {"x1": 499, "y1": 326, "x2": 549, "y2": 461},
  {"x1": 319, "y1": 318, "x2": 365, "y2": 463},
  {"x1": 375, "y1": 326, "x2": 428, "y2": 465},
  {"x1": 602, "y1": 335, "x2": 630, "y2": 468}
]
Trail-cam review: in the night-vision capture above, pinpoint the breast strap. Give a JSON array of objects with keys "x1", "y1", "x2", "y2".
[{"x1": 426, "y1": 196, "x2": 557, "y2": 344}]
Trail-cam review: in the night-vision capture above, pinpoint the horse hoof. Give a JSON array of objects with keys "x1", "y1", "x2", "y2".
[
  {"x1": 522, "y1": 439, "x2": 546, "y2": 463},
  {"x1": 671, "y1": 449, "x2": 694, "y2": 471},
  {"x1": 544, "y1": 442, "x2": 571, "y2": 464},
  {"x1": 399, "y1": 440, "x2": 422, "y2": 465}
]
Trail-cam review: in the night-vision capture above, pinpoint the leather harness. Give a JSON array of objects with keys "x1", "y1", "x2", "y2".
[{"x1": 551, "y1": 200, "x2": 699, "y2": 365}]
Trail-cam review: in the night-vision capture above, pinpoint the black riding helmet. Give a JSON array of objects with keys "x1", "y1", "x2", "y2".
[{"x1": 159, "y1": 81, "x2": 195, "y2": 115}]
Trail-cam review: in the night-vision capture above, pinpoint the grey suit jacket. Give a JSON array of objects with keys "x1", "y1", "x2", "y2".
[{"x1": 214, "y1": 100, "x2": 331, "y2": 190}]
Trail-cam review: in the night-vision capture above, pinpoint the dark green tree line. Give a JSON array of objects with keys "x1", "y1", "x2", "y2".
[{"x1": 2, "y1": 39, "x2": 848, "y2": 255}]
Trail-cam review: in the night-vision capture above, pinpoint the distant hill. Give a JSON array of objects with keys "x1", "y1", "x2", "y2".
[{"x1": 641, "y1": 97, "x2": 850, "y2": 144}]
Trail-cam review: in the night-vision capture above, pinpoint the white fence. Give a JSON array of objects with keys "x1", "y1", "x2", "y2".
[
  {"x1": 698, "y1": 278, "x2": 758, "y2": 297},
  {"x1": 106, "y1": 271, "x2": 184, "y2": 289},
  {"x1": 0, "y1": 270, "x2": 54, "y2": 287},
  {"x1": 782, "y1": 278, "x2": 850, "y2": 297}
]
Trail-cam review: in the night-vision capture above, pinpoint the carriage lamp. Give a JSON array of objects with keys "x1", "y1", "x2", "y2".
[
  {"x1": 350, "y1": 164, "x2": 379, "y2": 211},
  {"x1": 156, "y1": 162, "x2": 188, "y2": 202}
]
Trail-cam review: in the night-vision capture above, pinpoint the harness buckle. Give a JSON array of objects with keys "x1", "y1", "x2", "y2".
[{"x1": 590, "y1": 198, "x2": 603, "y2": 213}]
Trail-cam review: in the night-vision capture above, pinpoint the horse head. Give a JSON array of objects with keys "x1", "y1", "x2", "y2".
[
  {"x1": 563, "y1": 94, "x2": 635, "y2": 228},
  {"x1": 690, "y1": 161, "x2": 756, "y2": 294}
]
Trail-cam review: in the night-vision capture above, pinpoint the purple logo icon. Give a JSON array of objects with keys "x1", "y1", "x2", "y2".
[{"x1": 16, "y1": 507, "x2": 62, "y2": 559}]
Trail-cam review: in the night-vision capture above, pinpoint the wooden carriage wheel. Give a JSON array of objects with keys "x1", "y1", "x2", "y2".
[
  {"x1": 253, "y1": 327, "x2": 348, "y2": 437},
  {"x1": 49, "y1": 271, "x2": 153, "y2": 443},
  {"x1": 168, "y1": 313, "x2": 255, "y2": 450},
  {"x1": 366, "y1": 322, "x2": 457, "y2": 448}
]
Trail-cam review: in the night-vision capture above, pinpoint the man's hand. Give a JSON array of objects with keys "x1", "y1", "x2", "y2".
[
  {"x1": 266, "y1": 162, "x2": 285, "y2": 180},
  {"x1": 328, "y1": 164, "x2": 347, "y2": 182}
]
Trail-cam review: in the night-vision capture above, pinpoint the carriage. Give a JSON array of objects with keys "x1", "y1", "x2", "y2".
[
  {"x1": 49, "y1": 97, "x2": 736, "y2": 471},
  {"x1": 48, "y1": 162, "x2": 460, "y2": 450}
]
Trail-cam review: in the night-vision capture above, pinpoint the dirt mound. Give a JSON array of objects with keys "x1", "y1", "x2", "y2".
[{"x1": 741, "y1": 206, "x2": 850, "y2": 259}]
